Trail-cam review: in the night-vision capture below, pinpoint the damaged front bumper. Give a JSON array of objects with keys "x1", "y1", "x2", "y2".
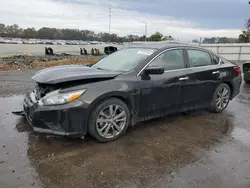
[{"x1": 23, "y1": 91, "x2": 88, "y2": 137}]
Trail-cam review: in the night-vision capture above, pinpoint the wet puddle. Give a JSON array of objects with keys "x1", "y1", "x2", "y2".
[
  {"x1": 0, "y1": 84, "x2": 250, "y2": 188},
  {"x1": 232, "y1": 127, "x2": 250, "y2": 146},
  {"x1": 0, "y1": 95, "x2": 42, "y2": 188}
]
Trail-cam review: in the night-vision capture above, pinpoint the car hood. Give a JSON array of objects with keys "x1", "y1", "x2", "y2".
[{"x1": 32, "y1": 65, "x2": 120, "y2": 84}]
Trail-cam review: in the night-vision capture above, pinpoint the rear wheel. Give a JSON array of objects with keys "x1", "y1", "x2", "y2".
[
  {"x1": 210, "y1": 83, "x2": 231, "y2": 113},
  {"x1": 88, "y1": 98, "x2": 130, "y2": 142}
]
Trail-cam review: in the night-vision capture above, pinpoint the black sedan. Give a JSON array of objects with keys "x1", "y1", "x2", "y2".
[{"x1": 23, "y1": 43, "x2": 242, "y2": 142}]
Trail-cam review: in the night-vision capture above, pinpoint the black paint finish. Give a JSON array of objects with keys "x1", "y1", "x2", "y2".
[
  {"x1": 23, "y1": 44, "x2": 242, "y2": 137},
  {"x1": 32, "y1": 65, "x2": 120, "y2": 84}
]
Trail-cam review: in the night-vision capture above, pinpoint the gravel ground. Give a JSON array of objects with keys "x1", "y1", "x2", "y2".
[
  {"x1": 0, "y1": 54, "x2": 103, "y2": 71},
  {"x1": 0, "y1": 69, "x2": 37, "y2": 97},
  {"x1": 0, "y1": 54, "x2": 104, "y2": 96}
]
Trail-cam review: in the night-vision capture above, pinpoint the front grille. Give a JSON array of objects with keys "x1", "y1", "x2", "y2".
[
  {"x1": 35, "y1": 83, "x2": 56, "y2": 100},
  {"x1": 35, "y1": 84, "x2": 46, "y2": 100}
]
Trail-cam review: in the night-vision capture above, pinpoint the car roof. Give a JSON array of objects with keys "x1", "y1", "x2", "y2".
[{"x1": 127, "y1": 42, "x2": 206, "y2": 51}]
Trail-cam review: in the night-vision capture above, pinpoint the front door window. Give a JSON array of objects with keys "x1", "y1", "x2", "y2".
[{"x1": 149, "y1": 49, "x2": 185, "y2": 71}]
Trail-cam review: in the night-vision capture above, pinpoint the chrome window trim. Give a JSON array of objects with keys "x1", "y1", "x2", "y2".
[
  {"x1": 218, "y1": 58, "x2": 222, "y2": 65},
  {"x1": 163, "y1": 64, "x2": 220, "y2": 73},
  {"x1": 210, "y1": 52, "x2": 222, "y2": 65},
  {"x1": 137, "y1": 47, "x2": 221, "y2": 76}
]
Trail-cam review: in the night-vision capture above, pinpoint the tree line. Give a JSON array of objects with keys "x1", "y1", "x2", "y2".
[
  {"x1": 0, "y1": 23, "x2": 174, "y2": 42},
  {"x1": 238, "y1": 19, "x2": 250, "y2": 43},
  {"x1": 191, "y1": 19, "x2": 250, "y2": 44},
  {"x1": 1, "y1": 20, "x2": 249, "y2": 44},
  {"x1": 191, "y1": 37, "x2": 239, "y2": 44},
  {"x1": 200, "y1": 19, "x2": 250, "y2": 44}
]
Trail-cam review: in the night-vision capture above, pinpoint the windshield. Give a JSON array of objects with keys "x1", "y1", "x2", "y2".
[{"x1": 92, "y1": 48, "x2": 156, "y2": 72}]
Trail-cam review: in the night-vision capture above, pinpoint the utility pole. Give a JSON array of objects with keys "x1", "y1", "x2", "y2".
[
  {"x1": 109, "y1": 2, "x2": 111, "y2": 42},
  {"x1": 144, "y1": 22, "x2": 147, "y2": 42},
  {"x1": 248, "y1": 1, "x2": 250, "y2": 42}
]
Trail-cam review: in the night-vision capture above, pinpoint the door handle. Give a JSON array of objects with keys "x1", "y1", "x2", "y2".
[
  {"x1": 179, "y1": 76, "x2": 189, "y2": 81},
  {"x1": 212, "y1": 71, "x2": 220, "y2": 74}
]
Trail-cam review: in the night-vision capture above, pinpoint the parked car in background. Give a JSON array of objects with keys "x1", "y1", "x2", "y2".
[
  {"x1": 0, "y1": 37, "x2": 4, "y2": 43},
  {"x1": 23, "y1": 43, "x2": 242, "y2": 142},
  {"x1": 0, "y1": 37, "x2": 105, "y2": 45},
  {"x1": 243, "y1": 61, "x2": 250, "y2": 84}
]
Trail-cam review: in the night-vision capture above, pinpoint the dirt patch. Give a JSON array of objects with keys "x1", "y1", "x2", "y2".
[
  {"x1": 0, "y1": 57, "x2": 100, "y2": 71},
  {"x1": 32, "y1": 58, "x2": 99, "y2": 68}
]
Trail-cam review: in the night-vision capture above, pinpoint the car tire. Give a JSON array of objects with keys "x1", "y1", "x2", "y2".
[
  {"x1": 244, "y1": 77, "x2": 250, "y2": 84},
  {"x1": 210, "y1": 83, "x2": 231, "y2": 113},
  {"x1": 88, "y1": 98, "x2": 130, "y2": 142},
  {"x1": 244, "y1": 74, "x2": 250, "y2": 84}
]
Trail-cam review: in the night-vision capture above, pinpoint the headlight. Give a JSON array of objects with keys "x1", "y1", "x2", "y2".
[{"x1": 41, "y1": 89, "x2": 86, "y2": 106}]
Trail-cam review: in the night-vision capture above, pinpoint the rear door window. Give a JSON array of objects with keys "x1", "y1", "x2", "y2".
[
  {"x1": 149, "y1": 49, "x2": 185, "y2": 71},
  {"x1": 187, "y1": 49, "x2": 212, "y2": 67}
]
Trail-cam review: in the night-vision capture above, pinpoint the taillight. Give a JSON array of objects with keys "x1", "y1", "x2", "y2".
[{"x1": 233, "y1": 66, "x2": 241, "y2": 76}]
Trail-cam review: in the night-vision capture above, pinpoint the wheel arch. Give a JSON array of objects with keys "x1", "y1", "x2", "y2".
[
  {"x1": 86, "y1": 92, "x2": 136, "y2": 131},
  {"x1": 223, "y1": 81, "x2": 233, "y2": 99},
  {"x1": 216, "y1": 81, "x2": 234, "y2": 100}
]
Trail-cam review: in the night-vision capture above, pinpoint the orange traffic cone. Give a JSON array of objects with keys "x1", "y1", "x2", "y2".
[{"x1": 24, "y1": 50, "x2": 31, "y2": 56}]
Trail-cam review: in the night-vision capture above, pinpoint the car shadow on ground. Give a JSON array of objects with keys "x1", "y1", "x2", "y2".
[{"x1": 14, "y1": 109, "x2": 234, "y2": 188}]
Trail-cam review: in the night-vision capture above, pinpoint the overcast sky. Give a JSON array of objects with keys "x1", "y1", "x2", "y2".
[{"x1": 0, "y1": 0, "x2": 249, "y2": 41}]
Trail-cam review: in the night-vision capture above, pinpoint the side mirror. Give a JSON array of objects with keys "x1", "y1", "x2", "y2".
[{"x1": 144, "y1": 66, "x2": 164, "y2": 75}]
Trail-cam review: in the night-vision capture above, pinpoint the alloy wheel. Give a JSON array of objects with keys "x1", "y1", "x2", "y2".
[
  {"x1": 96, "y1": 104, "x2": 127, "y2": 139},
  {"x1": 215, "y1": 87, "x2": 230, "y2": 110}
]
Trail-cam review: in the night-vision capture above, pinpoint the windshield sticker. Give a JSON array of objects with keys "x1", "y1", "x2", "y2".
[{"x1": 137, "y1": 50, "x2": 154, "y2": 56}]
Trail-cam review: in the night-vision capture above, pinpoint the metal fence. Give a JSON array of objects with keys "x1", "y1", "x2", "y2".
[
  {"x1": 201, "y1": 44, "x2": 250, "y2": 61},
  {"x1": 132, "y1": 41, "x2": 250, "y2": 62}
]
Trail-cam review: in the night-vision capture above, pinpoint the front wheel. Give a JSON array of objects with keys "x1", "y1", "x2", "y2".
[
  {"x1": 88, "y1": 98, "x2": 130, "y2": 142},
  {"x1": 210, "y1": 83, "x2": 231, "y2": 113}
]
